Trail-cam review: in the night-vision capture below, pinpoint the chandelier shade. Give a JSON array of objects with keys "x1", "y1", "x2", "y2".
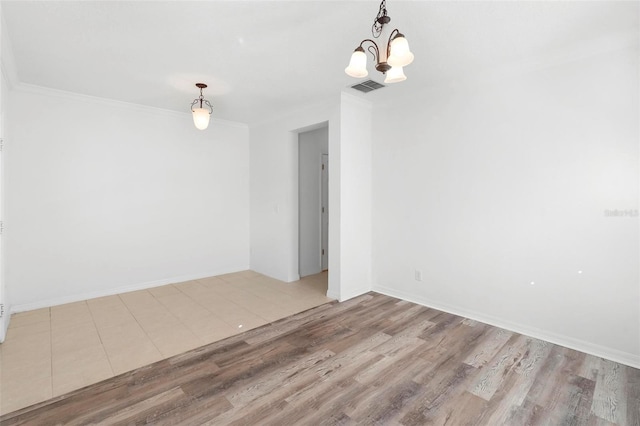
[
  {"x1": 345, "y1": 47, "x2": 369, "y2": 78},
  {"x1": 384, "y1": 66, "x2": 406, "y2": 84},
  {"x1": 387, "y1": 33, "x2": 414, "y2": 67}
]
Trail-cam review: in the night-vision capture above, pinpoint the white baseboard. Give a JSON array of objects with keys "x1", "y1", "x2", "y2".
[
  {"x1": 326, "y1": 290, "x2": 341, "y2": 300},
  {"x1": 373, "y1": 284, "x2": 640, "y2": 370},
  {"x1": 339, "y1": 285, "x2": 371, "y2": 302},
  {"x1": 11, "y1": 266, "x2": 250, "y2": 314}
]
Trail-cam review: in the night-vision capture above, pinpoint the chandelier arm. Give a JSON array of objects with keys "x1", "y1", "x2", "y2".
[
  {"x1": 367, "y1": 45, "x2": 379, "y2": 64},
  {"x1": 202, "y1": 100, "x2": 214, "y2": 114},
  {"x1": 387, "y1": 29, "x2": 400, "y2": 58},
  {"x1": 191, "y1": 97, "x2": 213, "y2": 114},
  {"x1": 359, "y1": 38, "x2": 381, "y2": 64}
]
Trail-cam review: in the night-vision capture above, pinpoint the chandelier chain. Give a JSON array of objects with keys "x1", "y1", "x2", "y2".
[
  {"x1": 372, "y1": 0, "x2": 387, "y2": 38},
  {"x1": 190, "y1": 89, "x2": 213, "y2": 114}
]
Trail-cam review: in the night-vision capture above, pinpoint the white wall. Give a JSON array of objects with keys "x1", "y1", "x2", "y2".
[
  {"x1": 6, "y1": 85, "x2": 250, "y2": 310},
  {"x1": 338, "y1": 93, "x2": 373, "y2": 301},
  {"x1": 250, "y1": 100, "x2": 339, "y2": 289},
  {"x1": 298, "y1": 126, "x2": 328, "y2": 277},
  {"x1": 372, "y1": 46, "x2": 640, "y2": 367},
  {"x1": 249, "y1": 95, "x2": 374, "y2": 302}
]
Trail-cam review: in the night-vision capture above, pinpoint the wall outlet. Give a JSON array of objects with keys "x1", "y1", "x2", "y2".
[{"x1": 414, "y1": 270, "x2": 422, "y2": 281}]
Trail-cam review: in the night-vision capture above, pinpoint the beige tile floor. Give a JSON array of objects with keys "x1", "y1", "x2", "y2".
[{"x1": 0, "y1": 270, "x2": 331, "y2": 415}]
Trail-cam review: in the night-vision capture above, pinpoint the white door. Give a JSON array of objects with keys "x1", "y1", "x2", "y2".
[{"x1": 321, "y1": 154, "x2": 329, "y2": 271}]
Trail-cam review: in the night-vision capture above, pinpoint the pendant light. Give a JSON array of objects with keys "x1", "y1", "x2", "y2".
[{"x1": 190, "y1": 83, "x2": 213, "y2": 130}]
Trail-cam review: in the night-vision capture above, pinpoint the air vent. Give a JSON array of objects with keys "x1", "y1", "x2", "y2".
[{"x1": 350, "y1": 80, "x2": 385, "y2": 93}]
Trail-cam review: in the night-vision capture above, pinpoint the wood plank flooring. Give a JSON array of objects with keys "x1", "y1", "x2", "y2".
[{"x1": 1, "y1": 292, "x2": 639, "y2": 425}]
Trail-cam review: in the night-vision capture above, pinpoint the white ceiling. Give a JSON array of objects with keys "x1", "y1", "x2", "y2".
[{"x1": 2, "y1": 1, "x2": 637, "y2": 125}]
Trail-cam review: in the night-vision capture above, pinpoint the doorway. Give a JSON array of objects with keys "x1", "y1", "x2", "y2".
[{"x1": 298, "y1": 126, "x2": 328, "y2": 277}]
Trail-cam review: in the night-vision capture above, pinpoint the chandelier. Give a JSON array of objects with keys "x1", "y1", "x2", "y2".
[
  {"x1": 191, "y1": 83, "x2": 213, "y2": 130},
  {"x1": 345, "y1": 0, "x2": 414, "y2": 83}
]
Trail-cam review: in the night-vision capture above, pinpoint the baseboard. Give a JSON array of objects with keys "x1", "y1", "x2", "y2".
[
  {"x1": 339, "y1": 285, "x2": 371, "y2": 302},
  {"x1": 373, "y1": 284, "x2": 640, "y2": 370},
  {"x1": 326, "y1": 290, "x2": 340, "y2": 300},
  {"x1": 11, "y1": 266, "x2": 250, "y2": 314}
]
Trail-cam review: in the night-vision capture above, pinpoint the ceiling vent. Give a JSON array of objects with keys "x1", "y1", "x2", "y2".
[{"x1": 350, "y1": 80, "x2": 385, "y2": 93}]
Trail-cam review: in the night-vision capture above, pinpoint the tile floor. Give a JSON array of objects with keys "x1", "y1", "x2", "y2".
[{"x1": 0, "y1": 270, "x2": 331, "y2": 415}]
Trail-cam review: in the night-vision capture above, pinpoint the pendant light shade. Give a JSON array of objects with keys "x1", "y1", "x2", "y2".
[
  {"x1": 345, "y1": 47, "x2": 369, "y2": 78},
  {"x1": 192, "y1": 107, "x2": 211, "y2": 130},
  {"x1": 384, "y1": 66, "x2": 406, "y2": 84},
  {"x1": 190, "y1": 83, "x2": 213, "y2": 130}
]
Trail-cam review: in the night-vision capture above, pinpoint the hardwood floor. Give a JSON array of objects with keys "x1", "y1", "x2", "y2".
[{"x1": 1, "y1": 292, "x2": 638, "y2": 425}]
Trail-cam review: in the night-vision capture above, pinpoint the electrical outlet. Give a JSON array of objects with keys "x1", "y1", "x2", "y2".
[{"x1": 414, "y1": 270, "x2": 422, "y2": 281}]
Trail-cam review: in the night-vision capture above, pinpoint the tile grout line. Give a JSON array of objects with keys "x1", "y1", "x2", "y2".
[
  {"x1": 201, "y1": 276, "x2": 305, "y2": 319},
  {"x1": 239, "y1": 283, "x2": 314, "y2": 321},
  {"x1": 224, "y1": 279, "x2": 298, "y2": 312},
  {"x1": 221, "y1": 275, "x2": 331, "y2": 321},
  {"x1": 148, "y1": 284, "x2": 217, "y2": 344},
  {"x1": 86, "y1": 300, "x2": 116, "y2": 381},
  {"x1": 117, "y1": 293, "x2": 165, "y2": 361},
  {"x1": 200, "y1": 282, "x2": 275, "y2": 324},
  {"x1": 205, "y1": 278, "x2": 286, "y2": 324},
  {"x1": 170, "y1": 283, "x2": 248, "y2": 336},
  {"x1": 124, "y1": 288, "x2": 205, "y2": 357}
]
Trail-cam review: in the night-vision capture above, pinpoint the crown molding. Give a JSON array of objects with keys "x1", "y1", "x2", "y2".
[{"x1": 14, "y1": 82, "x2": 249, "y2": 129}]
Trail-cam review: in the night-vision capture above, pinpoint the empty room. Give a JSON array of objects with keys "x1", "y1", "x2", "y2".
[{"x1": 0, "y1": 0, "x2": 638, "y2": 424}]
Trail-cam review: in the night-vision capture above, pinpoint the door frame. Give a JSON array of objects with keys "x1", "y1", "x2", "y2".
[{"x1": 321, "y1": 154, "x2": 328, "y2": 271}]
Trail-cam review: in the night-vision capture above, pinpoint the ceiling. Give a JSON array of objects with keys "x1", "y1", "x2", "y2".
[{"x1": 2, "y1": 1, "x2": 638, "y2": 125}]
